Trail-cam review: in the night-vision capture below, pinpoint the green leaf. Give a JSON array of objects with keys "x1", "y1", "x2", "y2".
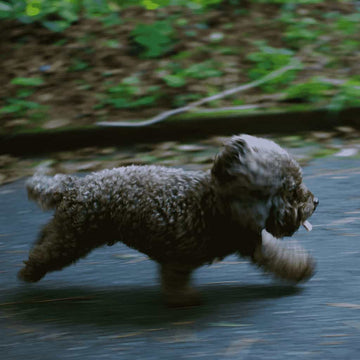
[
  {"x1": 58, "y1": 8, "x2": 78, "y2": 23},
  {"x1": 16, "y1": 88, "x2": 35, "y2": 98},
  {"x1": 0, "y1": 104, "x2": 23, "y2": 114},
  {"x1": 163, "y1": 74, "x2": 186, "y2": 87},
  {"x1": 184, "y1": 61, "x2": 223, "y2": 79},
  {"x1": 100, "y1": 13, "x2": 123, "y2": 27},
  {"x1": 131, "y1": 20, "x2": 176, "y2": 58},
  {"x1": 328, "y1": 80, "x2": 360, "y2": 111},
  {"x1": 11, "y1": 77, "x2": 44, "y2": 86},
  {"x1": 42, "y1": 20, "x2": 70, "y2": 32},
  {"x1": 68, "y1": 59, "x2": 89, "y2": 71},
  {"x1": 0, "y1": 1, "x2": 12, "y2": 12},
  {"x1": 285, "y1": 78, "x2": 333, "y2": 102},
  {"x1": 106, "y1": 98, "x2": 129, "y2": 108},
  {"x1": 15, "y1": 100, "x2": 41, "y2": 110},
  {"x1": 247, "y1": 44, "x2": 297, "y2": 92},
  {"x1": 131, "y1": 95, "x2": 158, "y2": 107},
  {"x1": 337, "y1": 14, "x2": 360, "y2": 35}
]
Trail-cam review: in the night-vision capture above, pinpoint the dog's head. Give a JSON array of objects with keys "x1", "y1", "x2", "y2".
[{"x1": 211, "y1": 135, "x2": 318, "y2": 238}]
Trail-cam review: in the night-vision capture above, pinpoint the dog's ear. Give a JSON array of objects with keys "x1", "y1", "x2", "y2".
[
  {"x1": 211, "y1": 135, "x2": 301, "y2": 195},
  {"x1": 211, "y1": 135, "x2": 248, "y2": 183}
]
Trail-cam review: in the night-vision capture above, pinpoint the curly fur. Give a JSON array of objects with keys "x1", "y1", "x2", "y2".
[{"x1": 19, "y1": 134, "x2": 318, "y2": 306}]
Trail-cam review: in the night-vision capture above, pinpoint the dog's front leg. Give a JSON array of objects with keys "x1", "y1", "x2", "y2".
[
  {"x1": 159, "y1": 264, "x2": 202, "y2": 307},
  {"x1": 252, "y1": 230, "x2": 316, "y2": 283}
]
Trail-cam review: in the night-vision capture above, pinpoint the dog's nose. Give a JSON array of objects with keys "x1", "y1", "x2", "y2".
[{"x1": 313, "y1": 197, "x2": 319, "y2": 207}]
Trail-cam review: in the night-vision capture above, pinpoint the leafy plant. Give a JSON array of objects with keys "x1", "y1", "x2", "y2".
[
  {"x1": 184, "y1": 61, "x2": 223, "y2": 79},
  {"x1": 160, "y1": 60, "x2": 223, "y2": 88},
  {"x1": 139, "y1": 0, "x2": 222, "y2": 9},
  {"x1": 173, "y1": 93, "x2": 202, "y2": 107},
  {"x1": 0, "y1": 0, "x2": 115, "y2": 31},
  {"x1": 247, "y1": 42, "x2": 298, "y2": 93},
  {"x1": 252, "y1": 0, "x2": 322, "y2": 3},
  {"x1": 338, "y1": 40, "x2": 360, "y2": 55},
  {"x1": 336, "y1": 14, "x2": 360, "y2": 35},
  {"x1": 0, "y1": 97, "x2": 47, "y2": 121},
  {"x1": 283, "y1": 17, "x2": 322, "y2": 48},
  {"x1": 11, "y1": 76, "x2": 44, "y2": 86},
  {"x1": 0, "y1": 0, "x2": 81, "y2": 31},
  {"x1": 130, "y1": 20, "x2": 177, "y2": 58},
  {"x1": 1, "y1": 99, "x2": 39, "y2": 114},
  {"x1": 329, "y1": 80, "x2": 360, "y2": 111},
  {"x1": 284, "y1": 77, "x2": 333, "y2": 103},
  {"x1": 68, "y1": 59, "x2": 90, "y2": 72},
  {"x1": 162, "y1": 74, "x2": 187, "y2": 88},
  {"x1": 98, "y1": 76, "x2": 161, "y2": 109},
  {"x1": 0, "y1": 76, "x2": 48, "y2": 121},
  {"x1": 99, "y1": 13, "x2": 123, "y2": 27}
]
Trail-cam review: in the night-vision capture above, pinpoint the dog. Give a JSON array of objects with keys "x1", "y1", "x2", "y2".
[{"x1": 19, "y1": 135, "x2": 318, "y2": 306}]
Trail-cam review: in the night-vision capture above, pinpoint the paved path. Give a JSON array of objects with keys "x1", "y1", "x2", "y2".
[{"x1": 1, "y1": 158, "x2": 360, "y2": 359}]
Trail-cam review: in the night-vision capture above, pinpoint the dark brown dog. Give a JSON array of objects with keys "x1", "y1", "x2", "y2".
[{"x1": 19, "y1": 135, "x2": 318, "y2": 306}]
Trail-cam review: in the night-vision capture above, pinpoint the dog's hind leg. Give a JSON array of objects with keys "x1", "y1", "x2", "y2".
[
  {"x1": 18, "y1": 218, "x2": 93, "y2": 282},
  {"x1": 160, "y1": 264, "x2": 202, "y2": 307}
]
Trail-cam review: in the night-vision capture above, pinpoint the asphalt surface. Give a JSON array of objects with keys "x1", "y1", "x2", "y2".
[{"x1": 1, "y1": 157, "x2": 360, "y2": 359}]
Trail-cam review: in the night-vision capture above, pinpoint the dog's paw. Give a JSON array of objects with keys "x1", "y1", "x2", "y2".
[
  {"x1": 18, "y1": 263, "x2": 44, "y2": 283},
  {"x1": 164, "y1": 289, "x2": 203, "y2": 307},
  {"x1": 254, "y1": 230, "x2": 316, "y2": 283}
]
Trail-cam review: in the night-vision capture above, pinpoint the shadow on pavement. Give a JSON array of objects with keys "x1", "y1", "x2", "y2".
[{"x1": 2, "y1": 284, "x2": 302, "y2": 329}]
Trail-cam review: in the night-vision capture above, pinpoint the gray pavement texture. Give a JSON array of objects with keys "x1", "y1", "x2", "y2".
[{"x1": 1, "y1": 157, "x2": 360, "y2": 360}]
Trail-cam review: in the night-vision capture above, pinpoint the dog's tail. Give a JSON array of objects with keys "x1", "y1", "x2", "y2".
[{"x1": 26, "y1": 169, "x2": 74, "y2": 210}]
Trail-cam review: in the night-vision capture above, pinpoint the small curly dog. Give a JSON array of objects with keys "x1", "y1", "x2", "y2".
[{"x1": 19, "y1": 134, "x2": 318, "y2": 306}]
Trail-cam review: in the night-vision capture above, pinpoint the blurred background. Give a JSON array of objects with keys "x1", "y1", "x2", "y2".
[
  {"x1": 1, "y1": 0, "x2": 360, "y2": 180},
  {"x1": 1, "y1": 1, "x2": 360, "y2": 359}
]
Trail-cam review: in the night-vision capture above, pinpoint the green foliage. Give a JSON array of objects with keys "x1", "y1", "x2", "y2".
[
  {"x1": 0, "y1": 75, "x2": 47, "y2": 121},
  {"x1": 0, "y1": 0, "x2": 80, "y2": 31},
  {"x1": 285, "y1": 77, "x2": 360, "y2": 111},
  {"x1": 11, "y1": 76, "x2": 44, "y2": 86},
  {"x1": 338, "y1": 40, "x2": 360, "y2": 54},
  {"x1": 312, "y1": 148, "x2": 338, "y2": 159},
  {"x1": 68, "y1": 59, "x2": 90, "y2": 72},
  {"x1": 184, "y1": 61, "x2": 223, "y2": 79},
  {"x1": 247, "y1": 42, "x2": 298, "y2": 93},
  {"x1": 0, "y1": 97, "x2": 47, "y2": 121},
  {"x1": 98, "y1": 76, "x2": 161, "y2": 109},
  {"x1": 0, "y1": 99, "x2": 40, "y2": 114},
  {"x1": 173, "y1": 93, "x2": 202, "y2": 107},
  {"x1": 252, "y1": 0, "x2": 322, "y2": 3},
  {"x1": 100, "y1": 13, "x2": 123, "y2": 27},
  {"x1": 160, "y1": 60, "x2": 223, "y2": 88},
  {"x1": 139, "y1": 0, "x2": 222, "y2": 9},
  {"x1": 187, "y1": 0, "x2": 222, "y2": 6},
  {"x1": 130, "y1": 20, "x2": 176, "y2": 58},
  {"x1": 329, "y1": 80, "x2": 360, "y2": 111},
  {"x1": 163, "y1": 74, "x2": 187, "y2": 88},
  {"x1": 83, "y1": 0, "x2": 112, "y2": 17},
  {"x1": 284, "y1": 77, "x2": 333, "y2": 102},
  {"x1": 103, "y1": 39, "x2": 121, "y2": 49},
  {"x1": 0, "y1": 0, "x2": 229, "y2": 32},
  {"x1": 0, "y1": 0, "x2": 114, "y2": 30},
  {"x1": 283, "y1": 17, "x2": 322, "y2": 48},
  {"x1": 336, "y1": 14, "x2": 360, "y2": 35}
]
